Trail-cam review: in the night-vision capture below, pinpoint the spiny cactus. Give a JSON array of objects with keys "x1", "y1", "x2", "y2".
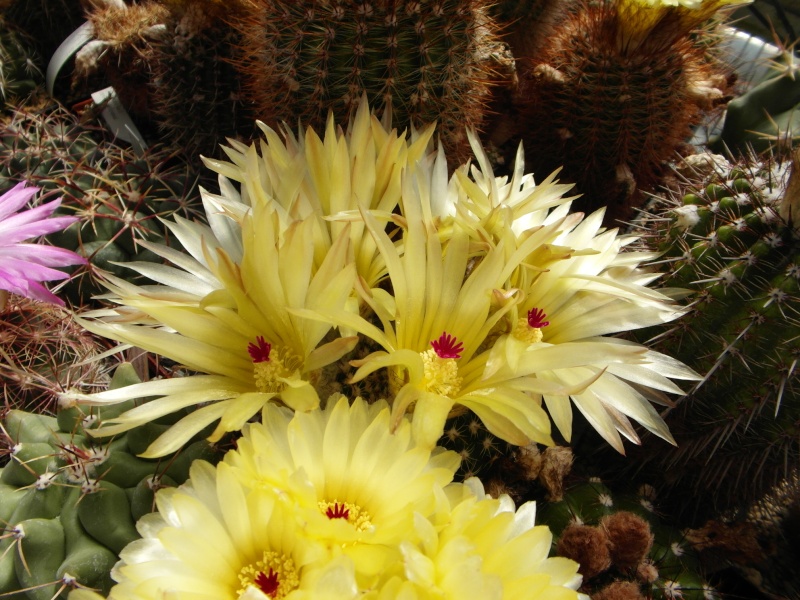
[
  {"x1": 0, "y1": 101, "x2": 207, "y2": 306},
  {"x1": 710, "y1": 49, "x2": 800, "y2": 156},
  {"x1": 229, "y1": 0, "x2": 510, "y2": 165},
  {"x1": 489, "y1": 0, "x2": 577, "y2": 60},
  {"x1": 539, "y1": 477, "x2": 720, "y2": 600},
  {"x1": 142, "y1": 0, "x2": 253, "y2": 156},
  {"x1": 0, "y1": 363, "x2": 224, "y2": 599},
  {"x1": 0, "y1": 18, "x2": 43, "y2": 107},
  {"x1": 0, "y1": 294, "x2": 110, "y2": 415},
  {"x1": 624, "y1": 149, "x2": 800, "y2": 515},
  {"x1": 515, "y1": 0, "x2": 737, "y2": 225}
]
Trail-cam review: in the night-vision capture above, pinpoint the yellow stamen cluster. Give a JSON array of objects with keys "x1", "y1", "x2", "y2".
[
  {"x1": 318, "y1": 499, "x2": 374, "y2": 532},
  {"x1": 512, "y1": 318, "x2": 545, "y2": 345},
  {"x1": 420, "y1": 349, "x2": 463, "y2": 397},
  {"x1": 237, "y1": 551, "x2": 299, "y2": 598},
  {"x1": 253, "y1": 346, "x2": 303, "y2": 393}
]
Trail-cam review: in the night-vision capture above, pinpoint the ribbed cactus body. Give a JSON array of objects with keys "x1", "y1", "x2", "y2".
[
  {"x1": 144, "y1": 2, "x2": 252, "y2": 155},
  {"x1": 629, "y1": 152, "x2": 800, "y2": 513},
  {"x1": 230, "y1": 0, "x2": 505, "y2": 164},
  {"x1": 516, "y1": 0, "x2": 730, "y2": 225},
  {"x1": 0, "y1": 103, "x2": 206, "y2": 306},
  {"x1": 540, "y1": 478, "x2": 718, "y2": 599},
  {"x1": 0, "y1": 364, "x2": 223, "y2": 598}
]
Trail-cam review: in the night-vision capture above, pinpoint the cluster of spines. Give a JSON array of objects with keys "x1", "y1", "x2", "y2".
[
  {"x1": 0, "y1": 17, "x2": 42, "y2": 107},
  {"x1": 0, "y1": 295, "x2": 110, "y2": 415},
  {"x1": 140, "y1": 1, "x2": 252, "y2": 155},
  {"x1": 230, "y1": 0, "x2": 506, "y2": 165},
  {"x1": 0, "y1": 101, "x2": 207, "y2": 306},
  {"x1": 625, "y1": 151, "x2": 800, "y2": 515},
  {"x1": 0, "y1": 364, "x2": 223, "y2": 599},
  {"x1": 539, "y1": 477, "x2": 718, "y2": 600},
  {"x1": 514, "y1": 0, "x2": 732, "y2": 225}
]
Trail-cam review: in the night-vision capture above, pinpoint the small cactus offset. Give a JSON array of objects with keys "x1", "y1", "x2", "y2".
[
  {"x1": 0, "y1": 102, "x2": 207, "y2": 306},
  {"x1": 626, "y1": 149, "x2": 800, "y2": 514},
  {"x1": 539, "y1": 477, "x2": 720, "y2": 600},
  {"x1": 229, "y1": 0, "x2": 509, "y2": 164},
  {"x1": 0, "y1": 363, "x2": 224, "y2": 599},
  {"x1": 515, "y1": 0, "x2": 740, "y2": 225},
  {"x1": 0, "y1": 295, "x2": 110, "y2": 415}
]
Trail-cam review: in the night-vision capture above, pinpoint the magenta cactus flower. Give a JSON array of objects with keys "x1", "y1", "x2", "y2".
[{"x1": 0, "y1": 182, "x2": 86, "y2": 308}]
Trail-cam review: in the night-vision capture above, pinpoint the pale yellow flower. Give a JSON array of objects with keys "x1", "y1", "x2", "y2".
[
  {"x1": 61, "y1": 197, "x2": 357, "y2": 457},
  {"x1": 225, "y1": 395, "x2": 460, "y2": 578},
  {"x1": 365, "y1": 478, "x2": 583, "y2": 600},
  {"x1": 109, "y1": 460, "x2": 360, "y2": 600},
  {"x1": 615, "y1": 0, "x2": 752, "y2": 51},
  {"x1": 202, "y1": 95, "x2": 435, "y2": 289}
]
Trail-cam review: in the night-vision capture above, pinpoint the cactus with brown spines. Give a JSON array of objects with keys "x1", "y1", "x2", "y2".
[
  {"x1": 228, "y1": 0, "x2": 510, "y2": 166},
  {"x1": 141, "y1": 0, "x2": 254, "y2": 156},
  {"x1": 0, "y1": 294, "x2": 110, "y2": 415},
  {"x1": 514, "y1": 0, "x2": 739, "y2": 226},
  {"x1": 618, "y1": 149, "x2": 800, "y2": 517},
  {"x1": 0, "y1": 101, "x2": 208, "y2": 306},
  {"x1": 489, "y1": 0, "x2": 578, "y2": 60}
]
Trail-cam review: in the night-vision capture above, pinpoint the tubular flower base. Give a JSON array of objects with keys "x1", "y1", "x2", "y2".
[
  {"x1": 0, "y1": 182, "x2": 86, "y2": 307},
  {"x1": 105, "y1": 395, "x2": 584, "y2": 600}
]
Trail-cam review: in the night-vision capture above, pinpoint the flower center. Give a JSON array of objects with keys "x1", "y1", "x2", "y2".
[
  {"x1": 249, "y1": 337, "x2": 303, "y2": 394},
  {"x1": 430, "y1": 332, "x2": 463, "y2": 359},
  {"x1": 513, "y1": 308, "x2": 549, "y2": 344},
  {"x1": 238, "y1": 551, "x2": 299, "y2": 598},
  {"x1": 318, "y1": 499, "x2": 373, "y2": 531}
]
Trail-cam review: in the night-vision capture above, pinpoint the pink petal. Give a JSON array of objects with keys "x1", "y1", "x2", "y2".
[
  {"x1": 0, "y1": 182, "x2": 40, "y2": 221},
  {"x1": 0, "y1": 200, "x2": 76, "y2": 242},
  {"x1": 0, "y1": 244, "x2": 86, "y2": 267}
]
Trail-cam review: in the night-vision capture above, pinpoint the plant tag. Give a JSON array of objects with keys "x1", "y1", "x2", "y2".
[
  {"x1": 46, "y1": 21, "x2": 94, "y2": 96},
  {"x1": 91, "y1": 87, "x2": 148, "y2": 156}
]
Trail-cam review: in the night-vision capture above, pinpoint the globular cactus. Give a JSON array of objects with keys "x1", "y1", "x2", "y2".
[
  {"x1": 0, "y1": 294, "x2": 110, "y2": 415},
  {"x1": 624, "y1": 149, "x2": 800, "y2": 516},
  {"x1": 489, "y1": 0, "x2": 577, "y2": 60},
  {"x1": 229, "y1": 0, "x2": 510, "y2": 165},
  {"x1": 515, "y1": 0, "x2": 739, "y2": 225},
  {"x1": 0, "y1": 363, "x2": 224, "y2": 599},
  {"x1": 539, "y1": 477, "x2": 720, "y2": 600},
  {"x1": 0, "y1": 18, "x2": 43, "y2": 107},
  {"x1": 0, "y1": 102, "x2": 207, "y2": 306}
]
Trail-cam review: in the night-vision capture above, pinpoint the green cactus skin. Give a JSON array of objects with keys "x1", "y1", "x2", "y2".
[
  {"x1": 0, "y1": 102, "x2": 207, "y2": 306},
  {"x1": 0, "y1": 363, "x2": 224, "y2": 599},
  {"x1": 625, "y1": 151, "x2": 800, "y2": 516},
  {"x1": 515, "y1": 0, "x2": 732, "y2": 226},
  {"x1": 230, "y1": 0, "x2": 508, "y2": 166},
  {"x1": 0, "y1": 18, "x2": 43, "y2": 107},
  {"x1": 710, "y1": 51, "x2": 800, "y2": 156},
  {"x1": 143, "y1": 1, "x2": 254, "y2": 156},
  {"x1": 539, "y1": 477, "x2": 719, "y2": 600},
  {"x1": 0, "y1": 295, "x2": 110, "y2": 415}
]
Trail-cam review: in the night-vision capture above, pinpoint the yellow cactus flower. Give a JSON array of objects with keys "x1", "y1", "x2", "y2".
[
  {"x1": 202, "y1": 95, "x2": 435, "y2": 289},
  {"x1": 225, "y1": 395, "x2": 460, "y2": 578},
  {"x1": 61, "y1": 197, "x2": 357, "y2": 457},
  {"x1": 366, "y1": 478, "x2": 584, "y2": 600},
  {"x1": 108, "y1": 460, "x2": 360, "y2": 600}
]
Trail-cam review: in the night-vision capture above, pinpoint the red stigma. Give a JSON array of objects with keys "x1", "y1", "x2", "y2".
[
  {"x1": 248, "y1": 336, "x2": 272, "y2": 363},
  {"x1": 255, "y1": 569, "x2": 279, "y2": 596},
  {"x1": 431, "y1": 332, "x2": 464, "y2": 359},
  {"x1": 527, "y1": 308, "x2": 550, "y2": 328},
  {"x1": 325, "y1": 503, "x2": 350, "y2": 520}
]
